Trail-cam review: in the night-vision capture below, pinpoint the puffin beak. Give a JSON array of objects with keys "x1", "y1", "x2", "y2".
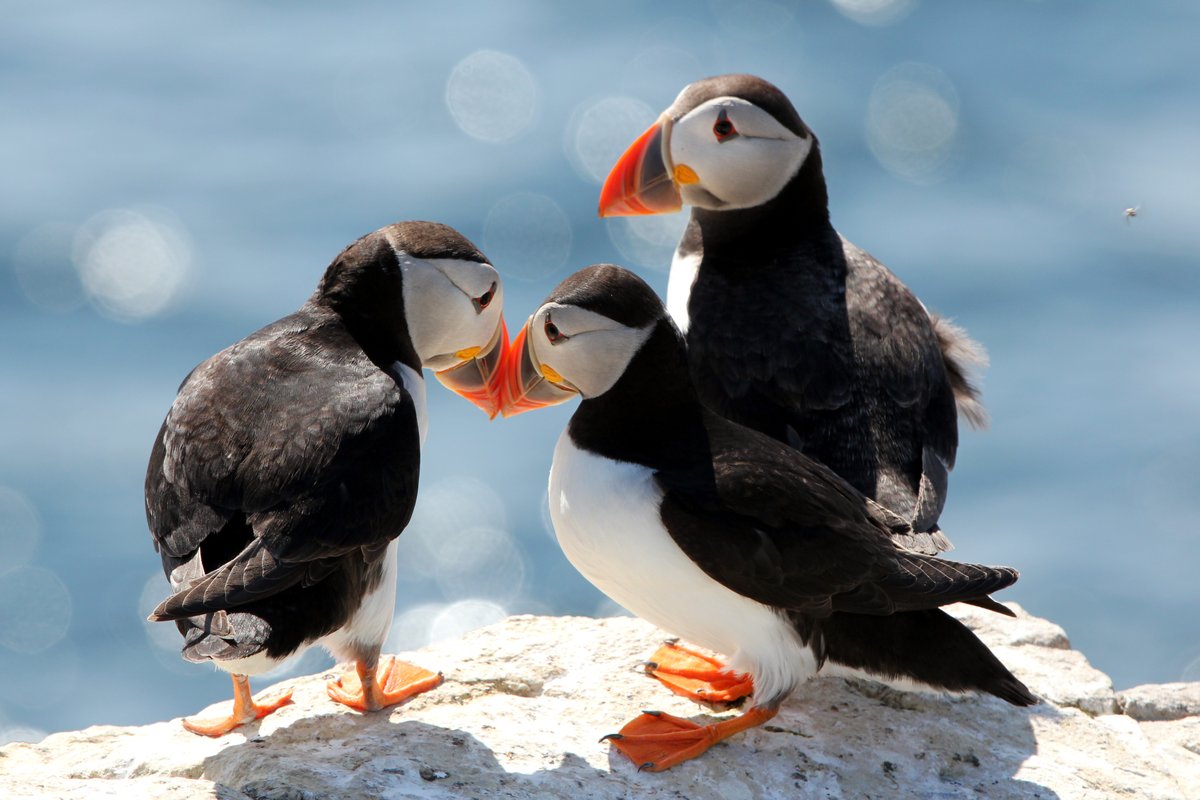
[
  {"x1": 433, "y1": 316, "x2": 509, "y2": 419},
  {"x1": 496, "y1": 320, "x2": 577, "y2": 418},
  {"x1": 598, "y1": 114, "x2": 681, "y2": 217}
]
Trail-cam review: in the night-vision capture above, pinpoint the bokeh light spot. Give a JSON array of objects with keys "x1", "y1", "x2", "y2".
[
  {"x1": 445, "y1": 50, "x2": 538, "y2": 143},
  {"x1": 0, "y1": 567, "x2": 72, "y2": 653},
  {"x1": 433, "y1": 525, "x2": 526, "y2": 605},
  {"x1": 830, "y1": 0, "x2": 918, "y2": 26},
  {"x1": 566, "y1": 96, "x2": 656, "y2": 184},
  {"x1": 138, "y1": 572, "x2": 196, "y2": 676},
  {"x1": 866, "y1": 63, "x2": 961, "y2": 184},
  {"x1": 12, "y1": 222, "x2": 86, "y2": 313},
  {"x1": 0, "y1": 487, "x2": 41, "y2": 570},
  {"x1": 483, "y1": 192, "x2": 573, "y2": 280},
  {"x1": 386, "y1": 602, "x2": 445, "y2": 653},
  {"x1": 430, "y1": 599, "x2": 507, "y2": 643},
  {"x1": 606, "y1": 214, "x2": 690, "y2": 272},
  {"x1": 397, "y1": 476, "x2": 508, "y2": 584},
  {"x1": 73, "y1": 208, "x2": 192, "y2": 322}
]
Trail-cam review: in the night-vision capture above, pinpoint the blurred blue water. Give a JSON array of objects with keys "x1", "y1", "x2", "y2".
[{"x1": 2, "y1": 0, "x2": 1198, "y2": 741}]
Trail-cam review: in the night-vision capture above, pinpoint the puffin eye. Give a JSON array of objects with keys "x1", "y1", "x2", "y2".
[
  {"x1": 473, "y1": 281, "x2": 497, "y2": 313},
  {"x1": 544, "y1": 317, "x2": 568, "y2": 344},
  {"x1": 713, "y1": 110, "x2": 737, "y2": 142}
]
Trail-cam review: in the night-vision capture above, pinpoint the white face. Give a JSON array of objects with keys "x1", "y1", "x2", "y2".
[
  {"x1": 525, "y1": 303, "x2": 654, "y2": 399},
  {"x1": 394, "y1": 252, "x2": 504, "y2": 370},
  {"x1": 668, "y1": 96, "x2": 812, "y2": 211}
]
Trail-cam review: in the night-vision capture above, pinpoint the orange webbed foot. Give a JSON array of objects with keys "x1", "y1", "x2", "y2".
[
  {"x1": 644, "y1": 641, "x2": 753, "y2": 709},
  {"x1": 326, "y1": 655, "x2": 443, "y2": 712},
  {"x1": 182, "y1": 675, "x2": 292, "y2": 737},
  {"x1": 602, "y1": 706, "x2": 778, "y2": 772}
]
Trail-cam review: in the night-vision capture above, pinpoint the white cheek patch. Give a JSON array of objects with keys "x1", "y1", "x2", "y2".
[
  {"x1": 671, "y1": 97, "x2": 812, "y2": 210},
  {"x1": 394, "y1": 251, "x2": 502, "y2": 368},
  {"x1": 533, "y1": 304, "x2": 655, "y2": 400}
]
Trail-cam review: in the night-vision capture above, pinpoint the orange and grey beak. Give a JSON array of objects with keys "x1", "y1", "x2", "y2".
[
  {"x1": 433, "y1": 317, "x2": 509, "y2": 419},
  {"x1": 598, "y1": 114, "x2": 682, "y2": 217},
  {"x1": 496, "y1": 320, "x2": 578, "y2": 418}
]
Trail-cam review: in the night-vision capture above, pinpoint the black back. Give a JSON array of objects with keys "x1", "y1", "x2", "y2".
[
  {"x1": 673, "y1": 74, "x2": 972, "y2": 543},
  {"x1": 558, "y1": 267, "x2": 1031, "y2": 706},
  {"x1": 143, "y1": 223, "x2": 456, "y2": 661}
]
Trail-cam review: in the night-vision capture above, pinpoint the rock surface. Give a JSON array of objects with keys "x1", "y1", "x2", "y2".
[{"x1": 2, "y1": 605, "x2": 1198, "y2": 799}]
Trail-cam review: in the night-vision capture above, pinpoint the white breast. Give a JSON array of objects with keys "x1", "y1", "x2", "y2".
[
  {"x1": 547, "y1": 433, "x2": 816, "y2": 707},
  {"x1": 319, "y1": 538, "x2": 399, "y2": 663},
  {"x1": 666, "y1": 247, "x2": 701, "y2": 334}
]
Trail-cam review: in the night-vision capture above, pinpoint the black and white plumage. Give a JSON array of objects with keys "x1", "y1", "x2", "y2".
[
  {"x1": 145, "y1": 221, "x2": 506, "y2": 735},
  {"x1": 499, "y1": 265, "x2": 1032, "y2": 771},
  {"x1": 600, "y1": 73, "x2": 987, "y2": 554}
]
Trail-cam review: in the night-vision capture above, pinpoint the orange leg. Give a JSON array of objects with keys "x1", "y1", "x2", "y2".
[
  {"x1": 182, "y1": 674, "x2": 293, "y2": 737},
  {"x1": 603, "y1": 706, "x2": 778, "y2": 772},
  {"x1": 326, "y1": 655, "x2": 442, "y2": 712},
  {"x1": 644, "y1": 641, "x2": 754, "y2": 708}
]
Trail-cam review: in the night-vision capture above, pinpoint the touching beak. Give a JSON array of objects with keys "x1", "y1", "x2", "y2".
[
  {"x1": 496, "y1": 320, "x2": 578, "y2": 418},
  {"x1": 433, "y1": 316, "x2": 509, "y2": 419},
  {"x1": 598, "y1": 114, "x2": 682, "y2": 217}
]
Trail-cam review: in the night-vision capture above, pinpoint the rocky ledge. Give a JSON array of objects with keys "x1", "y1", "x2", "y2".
[{"x1": 2, "y1": 605, "x2": 1198, "y2": 799}]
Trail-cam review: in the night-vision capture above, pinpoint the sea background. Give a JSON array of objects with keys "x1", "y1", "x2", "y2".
[{"x1": 2, "y1": 0, "x2": 1198, "y2": 741}]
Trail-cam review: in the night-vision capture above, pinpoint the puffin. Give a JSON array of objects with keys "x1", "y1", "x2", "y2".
[
  {"x1": 145, "y1": 221, "x2": 508, "y2": 736},
  {"x1": 597, "y1": 73, "x2": 989, "y2": 700},
  {"x1": 498, "y1": 265, "x2": 1033, "y2": 772}
]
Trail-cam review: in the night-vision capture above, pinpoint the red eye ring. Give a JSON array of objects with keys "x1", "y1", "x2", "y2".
[
  {"x1": 544, "y1": 316, "x2": 567, "y2": 344},
  {"x1": 470, "y1": 281, "x2": 494, "y2": 311},
  {"x1": 713, "y1": 110, "x2": 737, "y2": 142}
]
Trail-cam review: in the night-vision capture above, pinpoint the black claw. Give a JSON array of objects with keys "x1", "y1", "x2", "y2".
[
  {"x1": 638, "y1": 762, "x2": 655, "y2": 772},
  {"x1": 642, "y1": 661, "x2": 659, "y2": 671},
  {"x1": 663, "y1": 638, "x2": 679, "y2": 645},
  {"x1": 642, "y1": 709, "x2": 662, "y2": 717},
  {"x1": 600, "y1": 733, "x2": 623, "y2": 742}
]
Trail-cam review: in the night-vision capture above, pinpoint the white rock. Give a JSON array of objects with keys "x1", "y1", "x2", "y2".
[
  {"x1": 1120, "y1": 682, "x2": 1200, "y2": 721},
  {"x1": 1, "y1": 611, "x2": 1198, "y2": 800}
]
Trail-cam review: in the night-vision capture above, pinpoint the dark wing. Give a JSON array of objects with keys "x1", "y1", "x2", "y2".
[
  {"x1": 835, "y1": 241, "x2": 974, "y2": 538},
  {"x1": 655, "y1": 413, "x2": 1016, "y2": 618},
  {"x1": 685, "y1": 236, "x2": 970, "y2": 550},
  {"x1": 145, "y1": 314, "x2": 420, "y2": 621}
]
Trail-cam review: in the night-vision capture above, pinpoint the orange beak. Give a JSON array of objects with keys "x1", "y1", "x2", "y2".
[
  {"x1": 598, "y1": 115, "x2": 681, "y2": 218},
  {"x1": 496, "y1": 320, "x2": 578, "y2": 418},
  {"x1": 433, "y1": 316, "x2": 509, "y2": 419}
]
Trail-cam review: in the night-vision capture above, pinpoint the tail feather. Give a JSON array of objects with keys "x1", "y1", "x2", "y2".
[
  {"x1": 795, "y1": 608, "x2": 1037, "y2": 707},
  {"x1": 876, "y1": 552, "x2": 1019, "y2": 613},
  {"x1": 962, "y1": 595, "x2": 1017, "y2": 617},
  {"x1": 177, "y1": 610, "x2": 271, "y2": 663},
  {"x1": 150, "y1": 538, "x2": 305, "y2": 621},
  {"x1": 931, "y1": 314, "x2": 988, "y2": 430}
]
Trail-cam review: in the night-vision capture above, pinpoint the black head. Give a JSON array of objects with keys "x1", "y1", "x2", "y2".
[
  {"x1": 667, "y1": 73, "x2": 814, "y2": 141},
  {"x1": 312, "y1": 222, "x2": 508, "y2": 416},
  {"x1": 599, "y1": 73, "x2": 829, "y2": 233},
  {"x1": 545, "y1": 264, "x2": 666, "y2": 330}
]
